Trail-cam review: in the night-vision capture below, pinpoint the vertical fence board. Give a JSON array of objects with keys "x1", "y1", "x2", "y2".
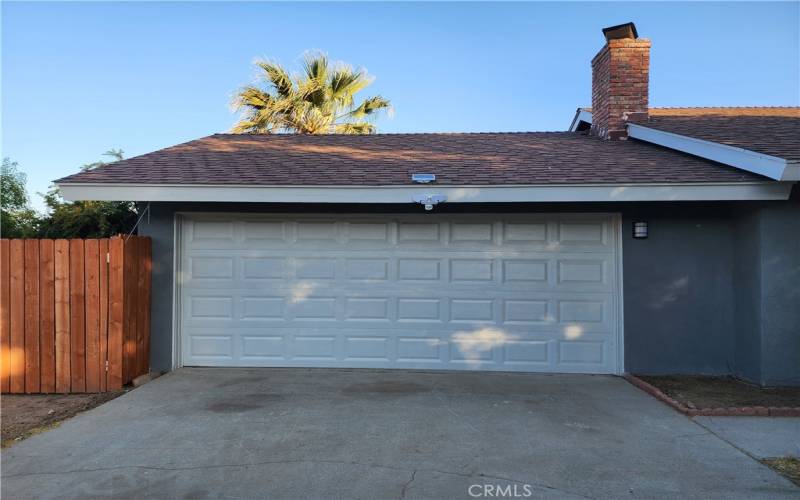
[
  {"x1": 99, "y1": 239, "x2": 109, "y2": 392},
  {"x1": 69, "y1": 240, "x2": 86, "y2": 392},
  {"x1": 128, "y1": 238, "x2": 139, "y2": 382},
  {"x1": 84, "y1": 240, "x2": 101, "y2": 393},
  {"x1": 122, "y1": 238, "x2": 135, "y2": 384},
  {"x1": 133, "y1": 237, "x2": 147, "y2": 378},
  {"x1": 141, "y1": 238, "x2": 152, "y2": 377},
  {"x1": 0, "y1": 240, "x2": 10, "y2": 392},
  {"x1": 54, "y1": 240, "x2": 71, "y2": 393},
  {"x1": 39, "y1": 240, "x2": 56, "y2": 393},
  {"x1": 9, "y1": 241, "x2": 25, "y2": 393},
  {"x1": 121, "y1": 238, "x2": 128, "y2": 383},
  {"x1": 108, "y1": 238, "x2": 124, "y2": 390},
  {"x1": 24, "y1": 240, "x2": 40, "y2": 393}
]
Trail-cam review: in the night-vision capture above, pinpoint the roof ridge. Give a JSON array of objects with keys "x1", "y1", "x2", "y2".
[
  {"x1": 649, "y1": 106, "x2": 800, "y2": 110},
  {"x1": 210, "y1": 131, "x2": 576, "y2": 137}
]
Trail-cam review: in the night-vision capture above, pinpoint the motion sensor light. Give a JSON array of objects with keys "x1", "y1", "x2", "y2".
[{"x1": 412, "y1": 193, "x2": 447, "y2": 211}]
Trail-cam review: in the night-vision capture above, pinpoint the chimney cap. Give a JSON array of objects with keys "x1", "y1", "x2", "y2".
[{"x1": 602, "y1": 22, "x2": 638, "y2": 41}]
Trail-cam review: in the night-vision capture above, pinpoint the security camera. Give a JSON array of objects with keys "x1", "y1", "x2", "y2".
[{"x1": 413, "y1": 194, "x2": 447, "y2": 212}]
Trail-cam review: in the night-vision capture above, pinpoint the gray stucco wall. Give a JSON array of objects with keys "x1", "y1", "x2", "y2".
[
  {"x1": 733, "y1": 210, "x2": 762, "y2": 383},
  {"x1": 139, "y1": 203, "x2": 177, "y2": 371},
  {"x1": 621, "y1": 206, "x2": 736, "y2": 376},
  {"x1": 137, "y1": 200, "x2": 799, "y2": 385},
  {"x1": 749, "y1": 202, "x2": 800, "y2": 386}
]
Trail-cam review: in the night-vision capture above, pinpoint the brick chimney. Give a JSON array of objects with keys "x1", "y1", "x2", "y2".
[{"x1": 590, "y1": 22, "x2": 650, "y2": 140}]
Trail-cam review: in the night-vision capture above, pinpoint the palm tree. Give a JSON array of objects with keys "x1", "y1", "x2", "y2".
[{"x1": 232, "y1": 53, "x2": 391, "y2": 134}]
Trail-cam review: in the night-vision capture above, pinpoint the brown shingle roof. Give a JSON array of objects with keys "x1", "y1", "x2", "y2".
[
  {"x1": 56, "y1": 132, "x2": 765, "y2": 186},
  {"x1": 647, "y1": 107, "x2": 800, "y2": 117},
  {"x1": 641, "y1": 107, "x2": 800, "y2": 162}
]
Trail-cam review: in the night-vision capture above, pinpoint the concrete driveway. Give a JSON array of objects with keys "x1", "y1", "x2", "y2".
[{"x1": 2, "y1": 368, "x2": 797, "y2": 499}]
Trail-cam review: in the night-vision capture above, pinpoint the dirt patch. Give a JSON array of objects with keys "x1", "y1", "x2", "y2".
[
  {"x1": 762, "y1": 457, "x2": 800, "y2": 487},
  {"x1": 2, "y1": 392, "x2": 126, "y2": 447},
  {"x1": 637, "y1": 375, "x2": 800, "y2": 409},
  {"x1": 341, "y1": 381, "x2": 430, "y2": 395}
]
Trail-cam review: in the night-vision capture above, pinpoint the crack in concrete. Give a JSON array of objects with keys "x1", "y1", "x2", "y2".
[{"x1": 399, "y1": 469, "x2": 417, "y2": 499}]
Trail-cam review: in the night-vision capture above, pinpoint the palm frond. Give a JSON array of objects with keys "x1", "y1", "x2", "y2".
[
  {"x1": 232, "y1": 53, "x2": 390, "y2": 134},
  {"x1": 232, "y1": 85, "x2": 273, "y2": 110},
  {"x1": 333, "y1": 122, "x2": 376, "y2": 134},
  {"x1": 256, "y1": 60, "x2": 293, "y2": 98},
  {"x1": 103, "y1": 149, "x2": 124, "y2": 162},
  {"x1": 329, "y1": 68, "x2": 372, "y2": 107},
  {"x1": 302, "y1": 52, "x2": 329, "y2": 83},
  {"x1": 346, "y1": 95, "x2": 392, "y2": 120}
]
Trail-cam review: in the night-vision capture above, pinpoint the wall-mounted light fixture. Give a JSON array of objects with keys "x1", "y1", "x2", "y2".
[{"x1": 633, "y1": 221, "x2": 648, "y2": 239}]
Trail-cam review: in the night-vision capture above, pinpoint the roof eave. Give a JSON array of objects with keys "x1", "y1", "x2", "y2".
[{"x1": 55, "y1": 182, "x2": 793, "y2": 204}]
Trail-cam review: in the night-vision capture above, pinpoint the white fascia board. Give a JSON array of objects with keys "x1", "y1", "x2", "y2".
[
  {"x1": 568, "y1": 109, "x2": 593, "y2": 131},
  {"x1": 786, "y1": 161, "x2": 800, "y2": 180},
  {"x1": 56, "y1": 182, "x2": 793, "y2": 203},
  {"x1": 627, "y1": 123, "x2": 798, "y2": 181}
]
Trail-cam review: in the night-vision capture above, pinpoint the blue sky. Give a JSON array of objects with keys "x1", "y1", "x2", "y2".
[{"x1": 3, "y1": 1, "x2": 799, "y2": 210}]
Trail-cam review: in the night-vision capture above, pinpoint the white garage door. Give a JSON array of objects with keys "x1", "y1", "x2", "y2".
[{"x1": 178, "y1": 214, "x2": 622, "y2": 373}]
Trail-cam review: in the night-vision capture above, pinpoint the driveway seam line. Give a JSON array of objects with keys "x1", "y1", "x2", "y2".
[{"x1": 690, "y1": 417, "x2": 799, "y2": 490}]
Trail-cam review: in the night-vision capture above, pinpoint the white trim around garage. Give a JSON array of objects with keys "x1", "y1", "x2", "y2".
[
  {"x1": 57, "y1": 182, "x2": 793, "y2": 204},
  {"x1": 627, "y1": 123, "x2": 800, "y2": 181},
  {"x1": 612, "y1": 213, "x2": 625, "y2": 375},
  {"x1": 171, "y1": 213, "x2": 183, "y2": 370}
]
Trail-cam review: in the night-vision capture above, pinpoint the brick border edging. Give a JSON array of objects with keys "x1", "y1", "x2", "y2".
[{"x1": 622, "y1": 374, "x2": 800, "y2": 417}]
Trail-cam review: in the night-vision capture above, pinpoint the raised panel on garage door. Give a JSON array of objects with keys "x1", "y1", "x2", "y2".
[{"x1": 179, "y1": 214, "x2": 622, "y2": 373}]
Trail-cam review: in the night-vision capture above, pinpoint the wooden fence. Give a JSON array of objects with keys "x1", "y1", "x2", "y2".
[{"x1": 0, "y1": 236, "x2": 151, "y2": 393}]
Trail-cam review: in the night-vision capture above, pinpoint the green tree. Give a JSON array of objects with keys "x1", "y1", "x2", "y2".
[
  {"x1": 39, "y1": 150, "x2": 138, "y2": 239},
  {"x1": 1, "y1": 157, "x2": 39, "y2": 238},
  {"x1": 232, "y1": 53, "x2": 391, "y2": 134}
]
